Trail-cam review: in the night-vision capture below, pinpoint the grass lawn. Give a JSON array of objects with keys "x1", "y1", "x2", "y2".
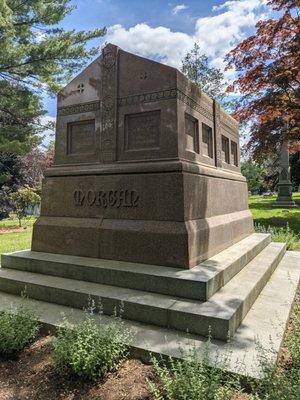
[
  {"x1": 249, "y1": 192, "x2": 300, "y2": 234},
  {"x1": 0, "y1": 229, "x2": 32, "y2": 256},
  {"x1": 0, "y1": 215, "x2": 36, "y2": 256},
  {"x1": 0, "y1": 215, "x2": 36, "y2": 229}
]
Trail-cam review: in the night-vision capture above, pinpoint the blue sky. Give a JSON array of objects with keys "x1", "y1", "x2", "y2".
[
  {"x1": 43, "y1": 0, "x2": 270, "y2": 138},
  {"x1": 61, "y1": 1, "x2": 222, "y2": 36}
]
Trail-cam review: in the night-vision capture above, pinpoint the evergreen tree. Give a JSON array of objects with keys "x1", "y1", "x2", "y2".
[{"x1": 0, "y1": 0, "x2": 106, "y2": 154}]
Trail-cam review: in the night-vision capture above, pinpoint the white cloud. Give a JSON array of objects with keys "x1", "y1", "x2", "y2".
[
  {"x1": 105, "y1": 0, "x2": 269, "y2": 74},
  {"x1": 172, "y1": 4, "x2": 189, "y2": 15},
  {"x1": 106, "y1": 23, "x2": 193, "y2": 67},
  {"x1": 195, "y1": 0, "x2": 268, "y2": 69},
  {"x1": 212, "y1": 0, "x2": 268, "y2": 13}
]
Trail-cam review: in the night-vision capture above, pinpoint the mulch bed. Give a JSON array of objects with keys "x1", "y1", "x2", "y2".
[{"x1": 0, "y1": 336, "x2": 156, "y2": 400}]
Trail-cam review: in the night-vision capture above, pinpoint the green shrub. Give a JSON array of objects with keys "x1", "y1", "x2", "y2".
[
  {"x1": 149, "y1": 348, "x2": 240, "y2": 400},
  {"x1": 0, "y1": 307, "x2": 39, "y2": 355},
  {"x1": 255, "y1": 294, "x2": 300, "y2": 400},
  {"x1": 288, "y1": 303, "x2": 300, "y2": 369},
  {"x1": 254, "y1": 223, "x2": 299, "y2": 250},
  {"x1": 53, "y1": 315, "x2": 130, "y2": 381}
]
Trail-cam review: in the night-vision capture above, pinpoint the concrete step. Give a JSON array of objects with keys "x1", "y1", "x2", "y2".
[
  {"x1": 1, "y1": 249, "x2": 299, "y2": 379},
  {"x1": 1, "y1": 233, "x2": 271, "y2": 301},
  {"x1": 0, "y1": 242, "x2": 285, "y2": 340}
]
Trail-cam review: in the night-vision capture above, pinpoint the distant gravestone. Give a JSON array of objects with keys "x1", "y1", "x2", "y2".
[
  {"x1": 31, "y1": 43, "x2": 253, "y2": 268},
  {"x1": 273, "y1": 139, "x2": 297, "y2": 208}
]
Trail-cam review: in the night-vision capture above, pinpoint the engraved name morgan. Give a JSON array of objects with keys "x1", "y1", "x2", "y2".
[{"x1": 73, "y1": 189, "x2": 139, "y2": 208}]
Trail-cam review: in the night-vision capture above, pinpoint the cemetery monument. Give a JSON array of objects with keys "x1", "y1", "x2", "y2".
[
  {"x1": 0, "y1": 44, "x2": 299, "y2": 377},
  {"x1": 273, "y1": 138, "x2": 297, "y2": 208},
  {"x1": 31, "y1": 43, "x2": 253, "y2": 267}
]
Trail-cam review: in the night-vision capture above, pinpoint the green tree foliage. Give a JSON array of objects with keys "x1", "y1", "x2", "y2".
[
  {"x1": 9, "y1": 185, "x2": 40, "y2": 226},
  {"x1": 181, "y1": 43, "x2": 226, "y2": 103},
  {"x1": 0, "y1": 153, "x2": 27, "y2": 218},
  {"x1": 0, "y1": 146, "x2": 53, "y2": 219},
  {"x1": 0, "y1": 0, "x2": 106, "y2": 154},
  {"x1": 0, "y1": 81, "x2": 43, "y2": 154},
  {"x1": 225, "y1": 0, "x2": 300, "y2": 161},
  {"x1": 241, "y1": 161, "x2": 267, "y2": 194}
]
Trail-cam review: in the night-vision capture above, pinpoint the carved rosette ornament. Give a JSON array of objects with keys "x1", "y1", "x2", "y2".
[
  {"x1": 213, "y1": 100, "x2": 222, "y2": 168},
  {"x1": 100, "y1": 44, "x2": 119, "y2": 162}
]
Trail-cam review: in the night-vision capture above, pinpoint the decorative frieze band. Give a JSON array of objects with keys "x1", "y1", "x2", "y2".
[
  {"x1": 177, "y1": 90, "x2": 213, "y2": 121},
  {"x1": 57, "y1": 89, "x2": 231, "y2": 128},
  {"x1": 117, "y1": 89, "x2": 177, "y2": 106},
  {"x1": 118, "y1": 89, "x2": 213, "y2": 121},
  {"x1": 58, "y1": 101, "x2": 100, "y2": 116},
  {"x1": 220, "y1": 112, "x2": 239, "y2": 132}
]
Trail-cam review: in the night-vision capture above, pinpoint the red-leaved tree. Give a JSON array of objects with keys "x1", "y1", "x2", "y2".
[{"x1": 225, "y1": 0, "x2": 300, "y2": 161}]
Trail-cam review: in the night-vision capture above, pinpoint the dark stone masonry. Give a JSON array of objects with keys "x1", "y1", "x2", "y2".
[{"x1": 31, "y1": 43, "x2": 253, "y2": 268}]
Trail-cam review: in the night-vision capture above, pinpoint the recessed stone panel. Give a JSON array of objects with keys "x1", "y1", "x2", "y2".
[
  {"x1": 202, "y1": 123, "x2": 213, "y2": 158},
  {"x1": 231, "y1": 141, "x2": 238, "y2": 166},
  {"x1": 221, "y1": 135, "x2": 230, "y2": 164},
  {"x1": 125, "y1": 110, "x2": 161, "y2": 151},
  {"x1": 185, "y1": 113, "x2": 199, "y2": 154},
  {"x1": 67, "y1": 120, "x2": 95, "y2": 155}
]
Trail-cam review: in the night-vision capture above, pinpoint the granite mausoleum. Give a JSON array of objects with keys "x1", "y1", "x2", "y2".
[
  {"x1": 31, "y1": 43, "x2": 253, "y2": 268},
  {"x1": 1, "y1": 44, "x2": 299, "y2": 378}
]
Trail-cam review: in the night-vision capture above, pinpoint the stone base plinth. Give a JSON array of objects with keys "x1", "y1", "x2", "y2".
[
  {"x1": 31, "y1": 164, "x2": 253, "y2": 269},
  {"x1": 273, "y1": 182, "x2": 298, "y2": 208}
]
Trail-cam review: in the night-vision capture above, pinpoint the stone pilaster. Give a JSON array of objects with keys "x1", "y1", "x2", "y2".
[
  {"x1": 213, "y1": 100, "x2": 222, "y2": 168},
  {"x1": 100, "y1": 44, "x2": 119, "y2": 162}
]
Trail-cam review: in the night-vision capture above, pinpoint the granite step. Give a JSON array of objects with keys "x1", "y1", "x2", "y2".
[
  {"x1": 1, "y1": 233, "x2": 271, "y2": 301},
  {"x1": 1, "y1": 250, "x2": 299, "y2": 379},
  {"x1": 0, "y1": 242, "x2": 285, "y2": 340}
]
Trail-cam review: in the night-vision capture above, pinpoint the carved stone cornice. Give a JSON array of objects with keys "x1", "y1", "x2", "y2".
[
  {"x1": 57, "y1": 88, "x2": 217, "y2": 124},
  {"x1": 220, "y1": 111, "x2": 239, "y2": 132},
  {"x1": 117, "y1": 88, "x2": 177, "y2": 106},
  {"x1": 177, "y1": 90, "x2": 213, "y2": 121},
  {"x1": 118, "y1": 88, "x2": 213, "y2": 121},
  {"x1": 58, "y1": 101, "x2": 100, "y2": 116}
]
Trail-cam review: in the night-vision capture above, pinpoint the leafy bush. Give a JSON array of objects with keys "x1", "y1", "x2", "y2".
[
  {"x1": 149, "y1": 289, "x2": 300, "y2": 400},
  {"x1": 254, "y1": 222, "x2": 299, "y2": 250},
  {"x1": 9, "y1": 185, "x2": 40, "y2": 227},
  {"x1": 0, "y1": 307, "x2": 39, "y2": 355},
  {"x1": 53, "y1": 315, "x2": 130, "y2": 381},
  {"x1": 149, "y1": 348, "x2": 239, "y2": 400}
]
